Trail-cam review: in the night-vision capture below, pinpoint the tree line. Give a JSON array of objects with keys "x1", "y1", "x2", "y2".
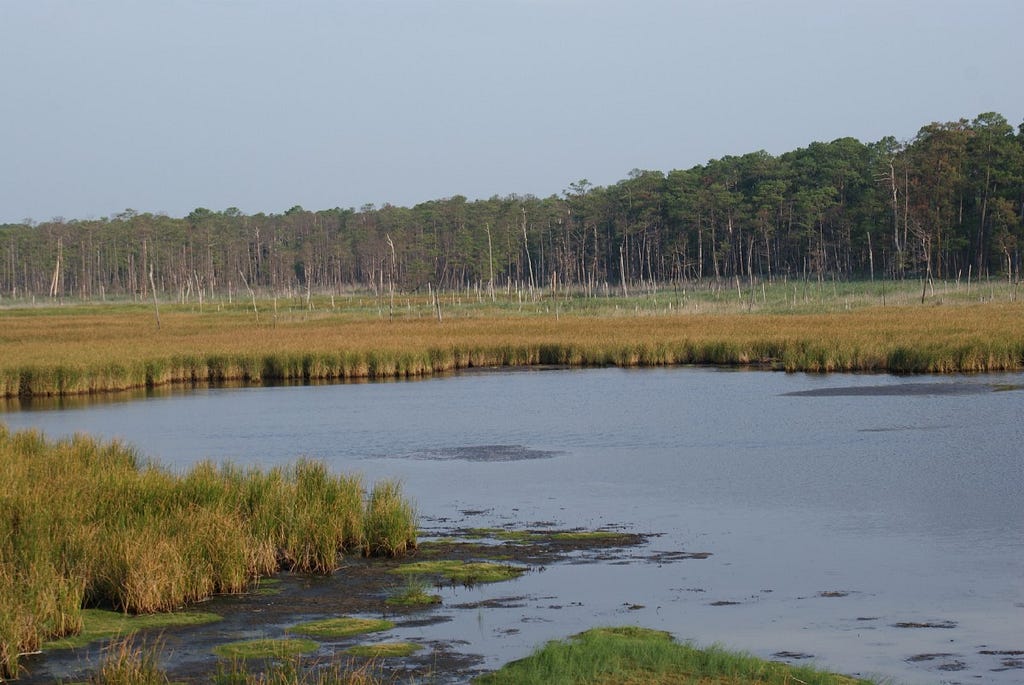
[{"x1": 3, "y1": 112, "x2": 1023, "y2": 301}]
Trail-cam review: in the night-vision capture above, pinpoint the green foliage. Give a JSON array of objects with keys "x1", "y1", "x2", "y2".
[
  {"x1": 392, "y1": 560, "x2": 526, "y2": 586},
  {"x1": 213, "y1": 638, "x2": 319, "y2": 660},
  {"x1": 474, "y1": 626, "x2": 877, "y2": 684},
  {"x1": 0, "y1": 427, "x2": 416, "y2": 679},
  {"x1": 343, "y1": 642, "x2": 421, "y2": 658},
  {"x1": 3, "y1": 112, "x2": 1022, "y2": 301},
  {"x1": 287, "y1": 617, "x2": 394, "y2": 639}
]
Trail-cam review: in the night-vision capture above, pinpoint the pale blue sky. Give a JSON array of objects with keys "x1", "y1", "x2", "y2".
[{"x1": 2, "y1": 0, "x2": 1021, "y2": 223}]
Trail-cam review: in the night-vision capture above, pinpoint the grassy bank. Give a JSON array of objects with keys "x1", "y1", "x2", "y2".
[
  {"x1": 2, "y1": 283, "x2": 1023, "y2": 398},
  {"x1": 474, "y1": 626, "x2": 876, "y2": 685},
  {"x1": 0, "y1": 425, "x2": 417, "y2": 679}
]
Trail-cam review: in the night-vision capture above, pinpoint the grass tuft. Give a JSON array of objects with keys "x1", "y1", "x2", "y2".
[
  {"x1": 287, "y1": 617, "x2": 394, "y2": 639},
  {"x1": 473, "y1": 626, "x2": 878, "y2": 684}
]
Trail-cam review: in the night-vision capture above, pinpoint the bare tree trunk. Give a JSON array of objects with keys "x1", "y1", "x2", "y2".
[
  {"x1": 239, "y1": 269, "x2": 258, "y2": 322},
  {"x1": 149, "y1": 263, "x2": 161, "y2": 330}
]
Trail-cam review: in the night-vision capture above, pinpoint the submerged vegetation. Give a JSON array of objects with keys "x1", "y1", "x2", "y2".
[
  {"x1": 2, "y1": 281, "x2": 1023, "y2": 401},
  {"x1": 474, "y1": 626, "x2": 877, "y2": 685},
  {"x1": 0, "y1": 425, "x2": 417, "y2": 679}
]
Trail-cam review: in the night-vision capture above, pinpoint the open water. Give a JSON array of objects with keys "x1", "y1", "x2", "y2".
[{"x1": 4, "y1": 367, "x2": 1023, "y2": 684}]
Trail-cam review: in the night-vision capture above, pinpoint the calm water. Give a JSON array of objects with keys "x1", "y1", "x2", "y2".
[{"x1": 4, "y1": 367, "x2": 1023, "y2": 684}]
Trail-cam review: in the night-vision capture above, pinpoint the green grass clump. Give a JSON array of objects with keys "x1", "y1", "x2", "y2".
[
  {"x1": 474, "y1": 626, "x2": 877, "y2": 684},
  {"x1": 45, "y1": 608, "x2": 221, "y2": 650},
  {"x1": 344, "y1": 642, "x2": 422, "y2": 658},
  {"x1": 385, "y1": 578, "x2": 442, "y2": 607},
  {"x1": 288, "y1": 617, "x2": 394, "y2": 639},
  {"x1": 213, "y1": 638, "x2": 320, "y2": 660},
  {"x1": 0, "y1": 425, "x2": 417, "y2": 679},
  {"x1": 392, "y1": 560, "x2": 526, "y2": 586}
]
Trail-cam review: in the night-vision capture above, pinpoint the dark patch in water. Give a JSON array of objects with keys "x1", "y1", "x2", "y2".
[
  {"x1": 818, "y1": 590, "x2": 851, "y2": 598},
  {"x1": 451, "y1": 597, "x2": 528, "y2": 610},
  {"x1": 893, "y1": 620, "x2": 957, "y2": 629},
  {"x1": 642, "y1": 550, "x2": 712, "y2": 562},
  {"x1": 709, "y1": 600, "x2": 741, "y2": 606},
  {"x1": 414, "y1": 445, "x2": 560, "y2": 462},
  {"x1": 784, "y1": 382, "x2": 1005, "y2": 397},
  {"x1": 907, "y1": 653, "x2": 955, "y2": 662},
  {"x1": 774, "y1": 651, "x2": 814, "y2": 660}
]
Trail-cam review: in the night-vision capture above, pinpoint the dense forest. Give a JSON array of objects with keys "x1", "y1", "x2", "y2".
[{"x1": 3, "y1": 112, "x2": 1023, "y2": 300}]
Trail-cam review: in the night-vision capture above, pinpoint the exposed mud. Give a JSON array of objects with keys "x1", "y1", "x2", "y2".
[{"x1": 17, "y1": 525, "x2": 683, "y2": 684}]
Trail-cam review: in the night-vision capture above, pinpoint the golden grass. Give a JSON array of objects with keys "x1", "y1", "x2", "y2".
[
  {"x1": 1, "y1": 290, "x2": 1022, "y2": 398},
  {"x1": 0, "y1": 426, "x2": 416, "y2": 679}
]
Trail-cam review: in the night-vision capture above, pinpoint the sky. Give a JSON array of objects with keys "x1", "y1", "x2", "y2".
[{"x1": 1, "y1": 0, "x2": 1022, "y2": 224}]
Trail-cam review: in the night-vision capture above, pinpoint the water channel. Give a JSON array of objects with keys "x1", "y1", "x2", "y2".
[{"x1": 3, "y1": 367, "x2": 1023, "y2": 684}]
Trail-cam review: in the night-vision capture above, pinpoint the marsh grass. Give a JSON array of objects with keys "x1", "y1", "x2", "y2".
[
  {"x1": 473, "y1": 626, "x2": 877, "y2": 685},
  {"x1": 288, "y1": 618, "x2": 394, "y2": 639},
  {"x1": 343, "y1": 643, "x2": 421, "y2": 658},
  {"x1": 213, "y1": 638, "x2": 320, "y2": 660},
  {"x1": 392, "y1": 560, "x2": 526, "y2": 586},
  {"x1": 213, "y1": 655, "x2": 388, "y2": 684},
  {"x1": 44, "y1": 608, "x2": 221, "y2": 650},
  {"x1": 0, "y1": 426, "x2": 416, "y2": 679},
  {"x1": 2, "y1": 283, "x2": 1022, "y2": 399},
  {"x1": 88, "y1": 635, "x2": 169, "y2": 685},
  {"x1": 385, "y1": 578, "x2": 442, "y2": 607}
]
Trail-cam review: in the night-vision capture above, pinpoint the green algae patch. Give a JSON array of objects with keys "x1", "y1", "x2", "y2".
[
  {"x1": 213, "y1": 638, "x2": 318, "y2": 660},
  {"x1": 393, "y1": 560, "x2": 526, "y2": 586},
  {"x1": 44, "y1": 608, "x2": 222, "y2": 650},
  {"x1": 288, "y1": 617, "x2": 394, "y2": 639},
  {"x1": 344, "y1": 642, "x2": 422, "y2": 658},
  {"x1": 474, "y1": 626, "x2": 877, "y2": 685}
]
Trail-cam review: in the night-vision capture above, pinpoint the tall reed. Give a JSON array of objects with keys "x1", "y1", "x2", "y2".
[{"x1": 0, "y1": 425, "x2": 417, "y2": 679}]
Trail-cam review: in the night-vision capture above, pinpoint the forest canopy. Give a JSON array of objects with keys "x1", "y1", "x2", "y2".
[{"x1": 3, "y1": 112, "x2": 1023, "y2": 299}]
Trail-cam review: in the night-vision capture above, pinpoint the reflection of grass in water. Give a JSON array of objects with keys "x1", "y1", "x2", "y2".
[
  {"x1": 288, "y1": 617, "x2": 394, "y2": 639},
  {"x1": 253, "y1": 577, "x2": 283, "y2": 596},
  {"x1": 44, "y1": 608, "x2": 221, "y2": 650},
  {"x1": 213, "y1": 638, "x2": 319, "y2": 659},
  {"x1": 345, "y1": 642, "x2": 422, "y2": 658},
  {"x1": 474, "y1": 626, "x2": 878, "y2": 684},
  {"x1": 392, "y1": 560, "x2": 525, "y2": 586},
  {"x1": 386, "y1": 578, "x2": 442, "y2": 607}
]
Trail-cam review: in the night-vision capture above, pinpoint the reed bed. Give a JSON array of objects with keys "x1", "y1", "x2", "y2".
[
  {"x1": 2, "y1": 290, "x2": 1022, "y2": 398},
  {"x1": 0, "y1": 425, "x2": 417, "y2": 679}
]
